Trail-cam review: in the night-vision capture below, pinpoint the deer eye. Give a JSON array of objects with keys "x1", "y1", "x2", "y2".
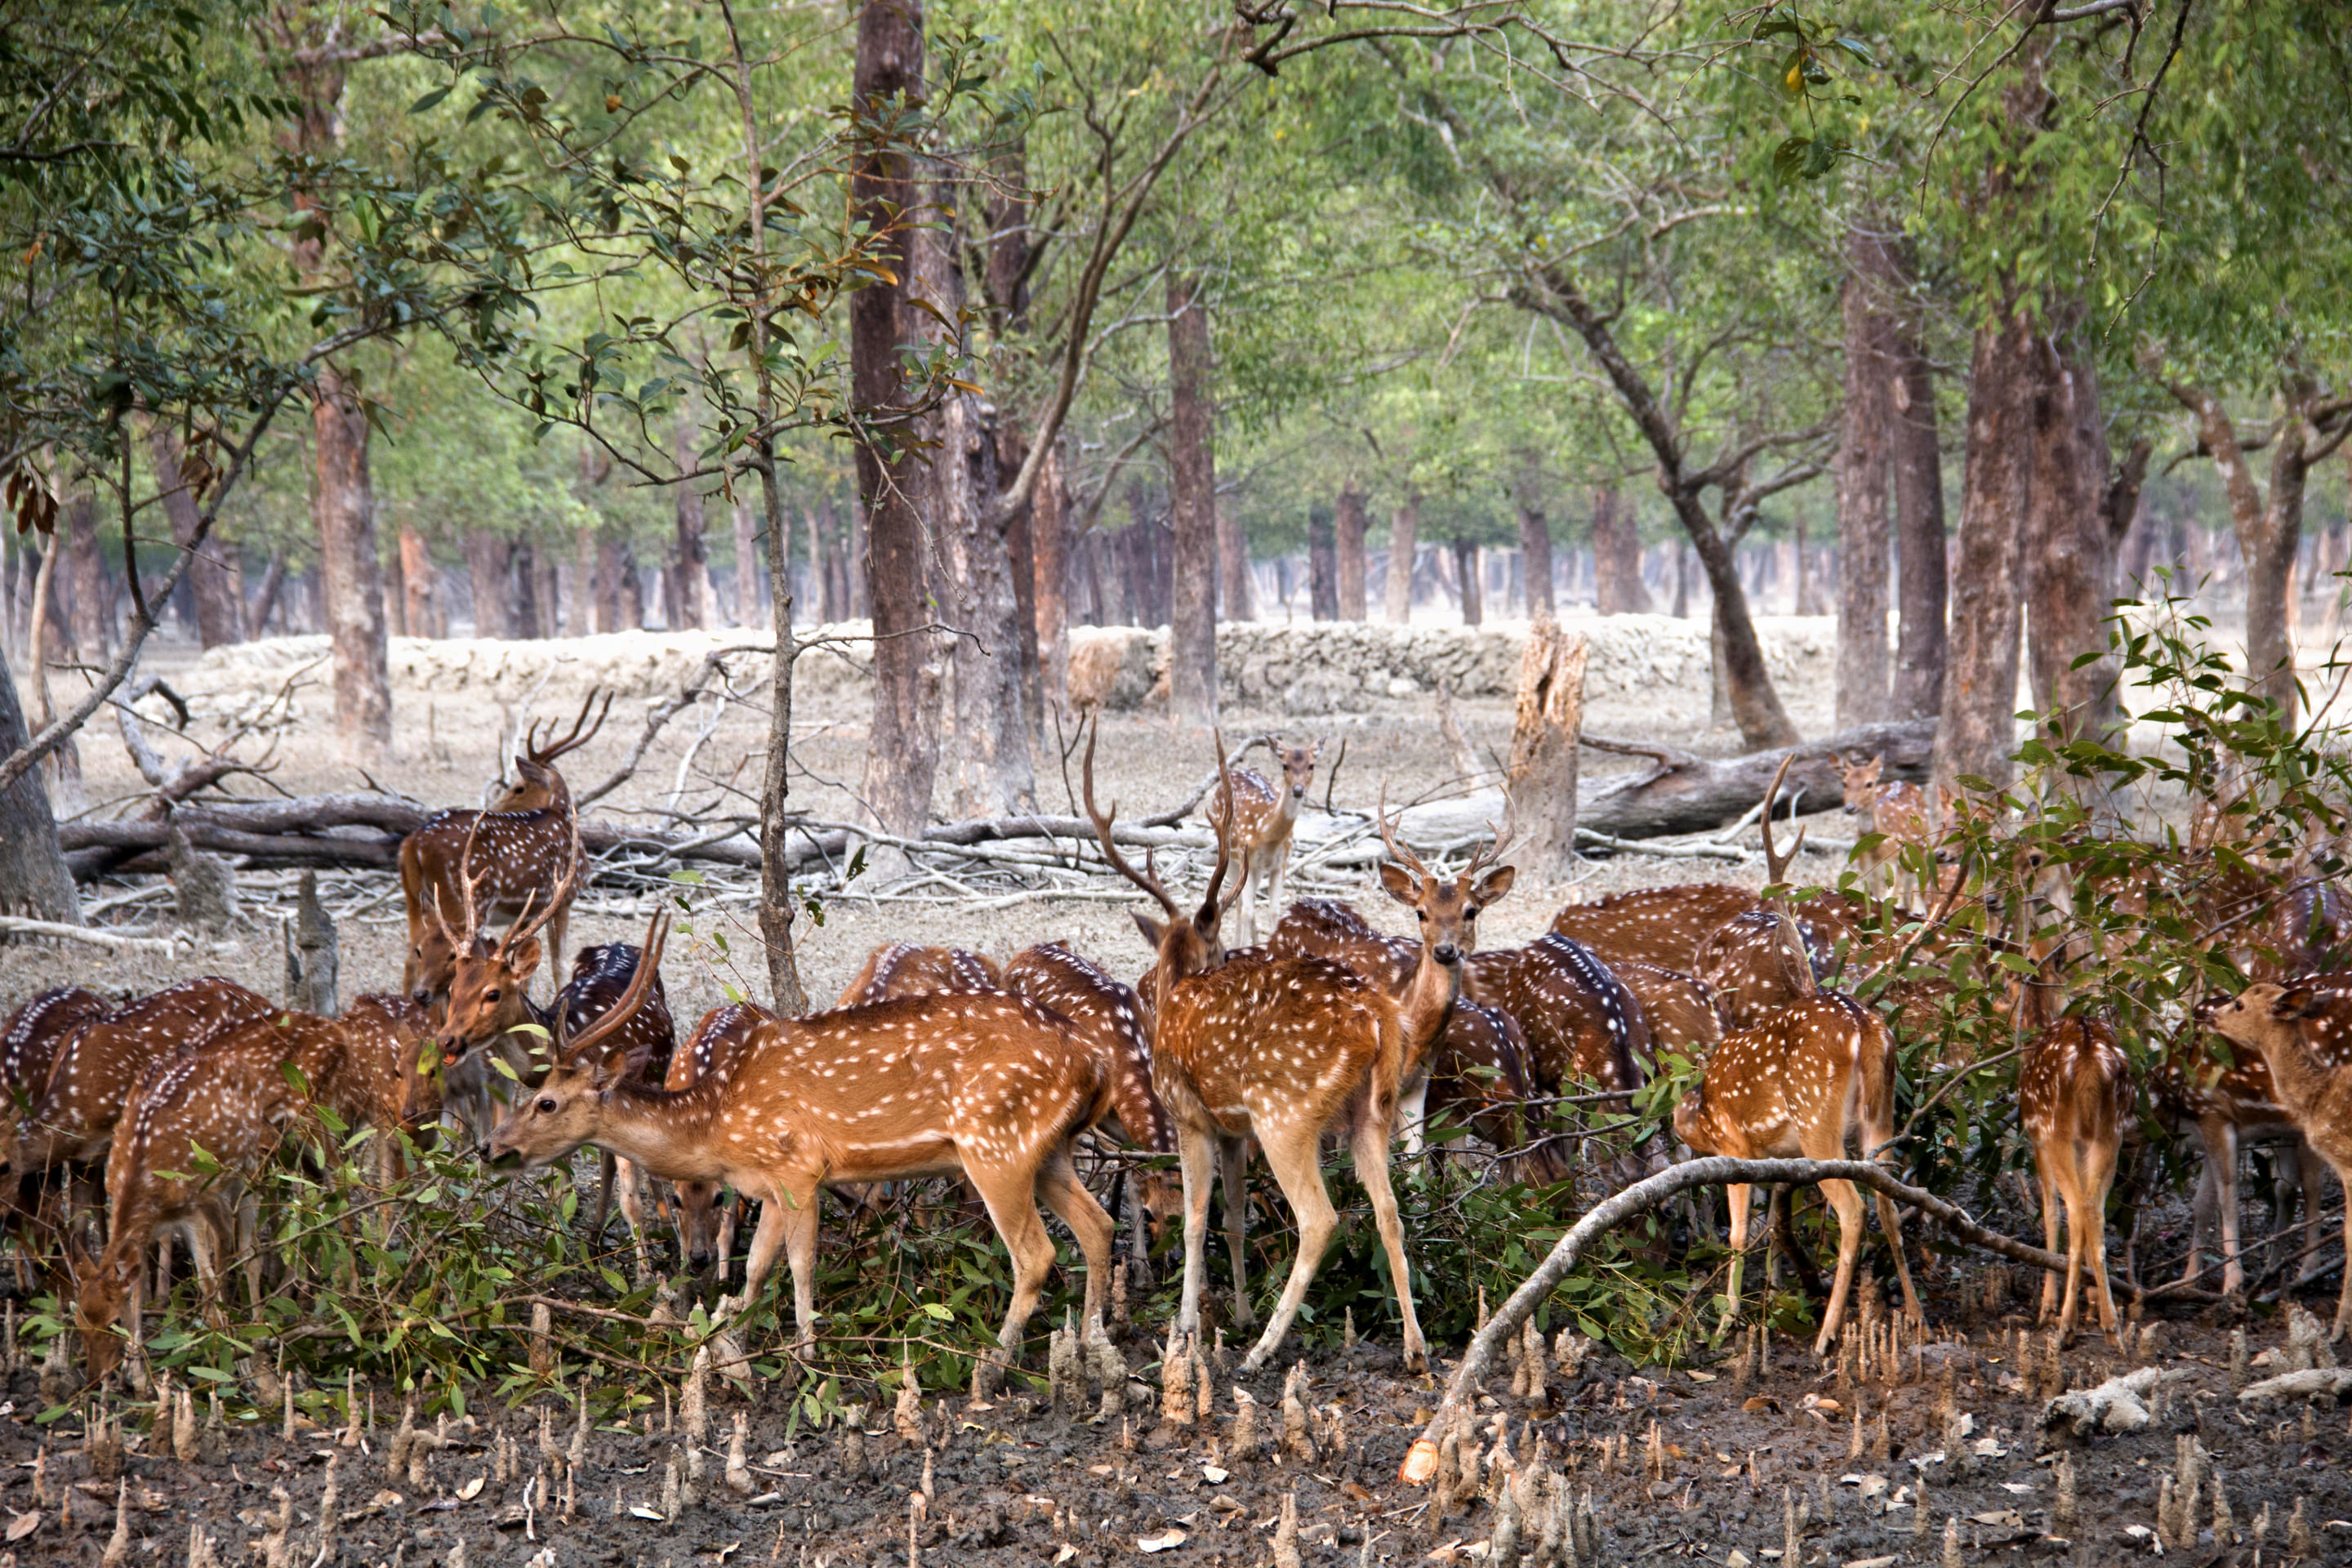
[
  {"x1": 537, "y1": 1097, "x2": 559, "y2": 1114},
  {"x1": 1467, "y1": 906, "x2": 1481, "y2": 920},
  {"x1": 484, "y1": 990, "x2": 501, "y2": 1003},
  {"x1": 1415, "y1": 910, "x2": 1428, "y2": 921}
]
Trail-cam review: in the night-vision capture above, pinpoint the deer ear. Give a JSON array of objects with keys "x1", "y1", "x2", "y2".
[
  {"x1": 1132, "y1": 912, "x2": 1167, "y2": 951},
  {"x1": 2272, "y1": 983, "x2": 2328, "y2": 1021},
  {"x1": 1378, "y1": 862, "x2": 1418, "y2": 906},
  {"x1": 508, "y1": 935, "x2": 543, "y2": 976},
  {"x1": 1474, "y1": 865, "x2": 1517, "y2": 903}
]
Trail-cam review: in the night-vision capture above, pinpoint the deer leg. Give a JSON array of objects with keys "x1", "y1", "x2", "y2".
[
  {"x1": 1396, "y1": 1076, "x2": 1428, "y2": 1166},
  {"x1": 1724, "y1": 1183, "x2": 1753, "y2": 1325},
  {"x1": 1348, "y1": 1108, "x2": 1427, "y2": 1373},
  {"x1": 716, "y1": 1193, "x2": 739, "y2": 1285},
  {"x1": 1811, "y1": 1178, "x2": 1866, "y2": 1359},
  {"x1": 548, "y1": 906, "x2": 569, "y2": 997},
  {"x1": 1217, "y1": 1134, "x2": 1255, "y2": 1327},
  {"x1": 1174, "y1": 1129, "x2": 1217, "y2": 1339},
  {"x1": 2034, "y1": 1146, "x2": 2063, "y2": 1327},
  {"x1": 967, "y1": 1160, "x2": 1058, "y2": 1355},
  {"x1": 2083, "y1": 1135, "x2": 2123, "y2": 1340},
  {"x1": 1869, "y1": 1183, "x2": 1920, "y2": 1329},
  {"x1": 1036, "y1": 1145, "x2": 1115, "y2": 1338},
  {"x1": 2299, "y1": 1137, "x2": 2329, "y2": 1285},
  {"x1": 1264, "y1": 845, "x2": 1288, "y2": 933},
  {"x1": 733, "y1": 1185, "x2": 808, "y2": 1343},
  {"x1": 1240, "y1": 1125, "x2": 1339, "y2": 1374},
  {"x1": 2331, "y1": 1153, "x2": 2352, "y2": 1343},
  {"x1": 1237, "y1": 852, "x2": 1260, "y2": 947},
  {"x1": 2216, "y1": 1121, "x2": 2247, "y2": 1296},
  {"x1": 590, "y1": 1151, "x2": 617, "y2": 1254}
]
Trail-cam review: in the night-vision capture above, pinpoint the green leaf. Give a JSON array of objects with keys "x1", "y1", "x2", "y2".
[{"x1": 411, "y1": 86, "x2": 453, "y2": 114}]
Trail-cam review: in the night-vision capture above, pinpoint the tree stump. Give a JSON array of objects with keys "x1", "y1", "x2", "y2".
[
  {"x1": 1507, "y1": 621, "x2": 1588, "y2": 875},
  {"x1": 284, "y1": 869, "x2": 339, "y2": 1017}
]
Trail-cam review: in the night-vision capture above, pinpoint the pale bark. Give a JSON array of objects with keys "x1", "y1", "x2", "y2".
[
  {"x1": 1308, "y1": 506, "x2": 1339, "y2": 621},
  {"x1": 1933, "y1": 310, "x2": 2034, "y2": 795},
  {"x1": 313, "y1": 366, "x2": 391, "y2": 763},
  {"x1": 1034, "y1": 444, "x2": 1071, "y2": 712},
  {"x1": 1506, "y1": 623, "x2": 1586, "y2": 875},
  {"x1": 0, "y1": 655, "x2": 77, "y2": 920},
  {"x1": 733, "y1": 503, "x2": 764, "y2": 630},
  {"x1": 1165, "y1": 273, "x2": 1219, "y2": 722},
  {"x1": 1219, "y1": 498, "x2": 1254, "y2": 622},
  {"x1": 1591, "y1": 488, "x2": 1650, "y2": 615},
  {"x1": 1836, "y1": 219, "x2": 1897, "y2": 727},
  {"x1": 1384, "y1": 497, "x2": 1418, "y2": 624},
  {"x1": 1335, "y1": 483, "x2": 1368, "y2": 621},
  {"x1": 399, "y1": 528, "x2": 439, "y2": 638},
  {"x1": 466, "y1": 532, "x2": 511, "y2": 639},
  {"x1": 940, "y1": 385, "x2": 1033, "y2": 817},
  {"x1": 1516, "y1": 500, "x2": 1554, "y2": 619},
  {"x1": 668, "y1": 412, "x2": 715, "y2": 631}
]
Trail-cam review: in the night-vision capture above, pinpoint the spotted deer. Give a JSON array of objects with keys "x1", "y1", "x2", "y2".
[
  {"x1": 399, "y1": 689, "x2": 609, "y2": 1000},
  {"x1": 1693, "y1": 791, "x2": 1829, "y2": 1031},
  {"x1": 74, "y1": 999, "x2": 440, "y2": 1377},
  {"x1": 837, "y1": 943, "x2": 1003, "y2": 1006},
  {"x1": 1610, "y1": 961, "x2": 1721, "y2": 1057},
  {"x1": 666, "y1": 1001, "x2": 776, "y2": 1279},
  {"x1": 1548, "y1": 884, "x2": 1762, "y2": 973},
  {"x1": 2199, "y1": 979, "x2": 2352, "y2": 1338},
  {"x1": 0, "y1": 988, "x2": 111, "y2": 1288},
  {"x1": 487, "y1": 911, "x2": 1118, "y2": 1356},
  {"x1": 1672, "y1": 988, "x2": 1923, "y2": 1355},
  {"x1": 2014, "y1": 959, "x2": 2130, "y2": 1343},
  {"x1": 1206, "y1": 736, "x2": 1320, "y2": 943},
  {"x1": 2151, "y1": 1025, "x2": 2327, "y2": 1298},
  {"x1": 1087, "y1": 721, "x2": 1425, "y2": 1372},
  {"x1": 1839, "y1": 753, "x2": 1936, "y2": 904}
]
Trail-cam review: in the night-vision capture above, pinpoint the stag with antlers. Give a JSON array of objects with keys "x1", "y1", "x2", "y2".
[
  {"x1": 399, "y1": 689, "x2": 610, "y2": 1001},
  {"x1": 1086, "y1": 719, "x2": 1427, "y2": 1373}
]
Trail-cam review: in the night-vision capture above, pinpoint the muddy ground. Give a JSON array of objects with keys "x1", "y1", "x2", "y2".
[{"x1": 7, "y1": 1296, "x2": 2352, "y2": 1566}]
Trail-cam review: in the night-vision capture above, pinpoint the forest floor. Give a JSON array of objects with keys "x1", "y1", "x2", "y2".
[{"x1": 6, "y1": 1296, "x2": 2352, "y2": 1566}]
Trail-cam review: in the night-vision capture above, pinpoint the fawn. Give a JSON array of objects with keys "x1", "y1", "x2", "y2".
[
  {"x1": 1208, "y1": 736, "x2": 1320, "y2": 943},
  {"x1": 487, "y1": 911, "x2": 1118, "y2": 1356},
  {"x1": 2015, "y1": 964, "x2": 2130, "y2": 1343},
  {"x1": 837, "y1": 942, "x2": 1003, "y2": 1006},
  {"x1": 1838, "y1": 753, "x2": 1936, "y2": 905},
  {"x1": 666, "y1": 1001, "x2": 776, "y2": 1279},
  {"x1": 400, "y1": 689, "x2": 608, "y2": 1000},
  {"x1": 1088, "y1": 721, "x2": 1426, "y2": 1372}
]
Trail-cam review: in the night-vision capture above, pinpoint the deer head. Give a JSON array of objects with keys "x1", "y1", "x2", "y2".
[
  {"x1": 490, "y1": 689, "x2": 612, "y2": 813},
  {"x1": 1086, "y1": 715, "x2": 1234, "y2": 989},
  {"x1": 1276, "y1": 737, "x2": 1321, "y2": 804},
  {"x1": 1375, "y1": 792, "x2": 1515, "y2": 967},
  {"x1": 432, "y1": 817, "x2": 582, "y2": 1067},
  {"x1": 485, "y1": 909, "x2": 671, "y2": 1171},
  {"x1": 1838, "y1": 754, "x2": 1884, "y2": 814}
]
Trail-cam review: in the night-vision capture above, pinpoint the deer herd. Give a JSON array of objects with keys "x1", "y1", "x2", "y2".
[{"x1": 6, "y1": 699, "x2": 2352, "y2": 1393}]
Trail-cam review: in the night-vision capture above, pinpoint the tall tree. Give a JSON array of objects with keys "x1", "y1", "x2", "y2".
[
  {"x1": 1590, "y1": 488, "x2": 1650, "y2": 615},
  {"x1": 1834, "y1": 219, "x2": 1898, "y2": 727},
  {"x1": 1383, "y1": 497, "x2": 1418, "y2": 623},
  {"x1": 1516, "y1": 493, "x2": 1554, "y2": 620},
  {"x1": 1890, "y1": 287, "x2": 1948, "y2": 722},
  {"x1": 1165, "y1": 273, "x2": 1219, "y2": 724},
  {"x1": 1334, "y1": 481, "x2": 1368, "y2": 620}
]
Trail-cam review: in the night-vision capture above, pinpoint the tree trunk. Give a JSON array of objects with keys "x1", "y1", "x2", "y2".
[
  {"x1": 1516, "y1": 501, "x2": 1554, "y2": 620},
  {"x1": 1592, "y1": 488, "x2": 1650, "y2": 615},
  {"x1": 312, "y1": 367, "x2": 392, "y2": 763},
  {"x1": 1165, "y1": 273, "x2": 1219, "y2": 724},
  {"x1": 147, "y1": 422, "x2": 245, "y2": 649},
  {"x1": 1307, "y1": 506, "x2": 1339, "y2": 621},
  {"x1": 466, "y1": 532, "x2": 512, "y2": 639},
  {"x1": 2021, "y1": 304, "x2": 2121, "y2": 742},
  {"x1": 64, "y1": 492, "x2": 107, "y2": 662},
  {"x1": 514, "y1": 539, "x2": 549, "y2": 639},
  {"x1": 1453, "y1": 537, "x2": 1482, "y2": 627},
  {"x1": 669, "y1": 413, "x2": 714, "y2": 631},
  {"x1": 0, "y1": 655, "x2": 78, "y2": 920},
  {"x1": 246, "y1": 552, "x2": 285, "y2": 640},
  {"x1": 1335, "y1": 483, "x2": 1368, "y2": 621},
  {"x1": 1835, "y1": 225, "x2": 1897, "y2": 728},
  {"x1": 1933, "y1": 309, "x2": 2035, "y2": 795},
  {"x1": 854, "y1": 0, "x2": 941, "y2": 842},
  {"x1": 1891, "y1": 304, "x2": 1948, "y2": 721},
  {"x1": 940, "y1": 382, "x2": 1034, "y2": 818},
  {"x1": 1507, "y1": 623, "x2": 1587, "y2": 875},
  {"x1": 399, "y1": 528, "x2": 439, "y2": 638},
  {"x1": 1673, "y1": 542, "x2": 1690, "y2": 619},
  {"x1": 1033, "y1": 442, "x2": 1071, "y2": 714},
  {"x1": 733, "y1": 503, "x2": 765, "y2": 629},
  {"x1": 1385, "y1": 497, "x2": 1419, "y2": 624},
  {"x1": 1219, "y1": 498, "x2": 1254, "y2": 622}
]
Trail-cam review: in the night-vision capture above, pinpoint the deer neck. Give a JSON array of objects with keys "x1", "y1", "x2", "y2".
[
  {"x1": 1397, "y1": 945, "x2": 1462, "y2": 1073},
  {"x1": 2245, "y1": 1024, "x2": 2336, "y2": 1116},
  {"x1": 586, "y1": 1081, "x2": 728, "y2": 1184}
]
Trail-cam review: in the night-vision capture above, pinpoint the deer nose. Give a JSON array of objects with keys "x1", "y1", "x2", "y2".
[
  {"x1": 2192, "y1": 994, "x2": 2225, "y2": 1022},
  {"x1": 1432, "y1": 943, "x2": 1460, "y2": 965},
  {"x1": 688, "y1": 1247, "x2": 715, "y2": 1271}
]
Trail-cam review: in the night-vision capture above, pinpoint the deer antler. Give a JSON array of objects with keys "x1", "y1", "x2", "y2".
[
  {"x1": 1376, "y1": 782, "x2": 1433, "y2": 884},
  {"x1": 525, "y1": 688, "x2": 614, "y2": 767},
  {"x1": 1196, "y1": 728, "x2": 1238, "y2": 931},
  {"x1": 1758, "y1": 754, "x2": 1808, "y2": 890},
  {"x1": 561, "y1": 907, "x2": 671, "y2": 1067},
  {"x1": 1757, "y1": 753, "x2": 1817, "y2": 998},
  {"x1": 1083, "y1": 713, "x2": 1181, "y2": 920},
  {"x1": 449, "y1": 815, "x2": 496, "y2": 951}
]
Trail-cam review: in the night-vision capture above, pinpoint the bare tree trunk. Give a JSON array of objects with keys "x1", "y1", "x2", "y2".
[
  {"x1": 854, "y1": 0, "x2": 941, "y2": 842},
  {"x1": 1891, "y1": 304, "x2": 1948, "y2": 721},
  {"x1": 1385, "y1": 497, "x2": 1418, "y2": 624},
  {"x1": 2022, "y1": 305, "x2": 2123, "y2": 742},
  {"x1": 669, "y1": 412, "x2": 714, "y2": 631},
  {"x1": 514, "y1": 539, "x2": 549, "y2": 639},
  {"x1": 1166, "y1": 273, "x2": 1219, "y2": 724},
  {"x1": 1515, "y1": 501, "x2": 1553, "y2": 621},
  {"x1": 1933, "y1": 309, "x2": 2035, "y2": 795},
  {"x1": 313, "y1": 367, "x2": 392, "y2": 763},
  {"x1": 1592, "y1": 488, "x2": 1650, "y2": 615},
  {"x1": 0, "y1": 655, "x2": 76, "y2": 920},
  {"x1": 733, "y1": 503, "x2": 765, "y2": 629},
  {"x1": 1453, "y1": 537, "x2": 1483, "y2": 627},
  {"x1": 1307, "y1": 505, "x2": 1339, "y2": 621},
  {"x1": 1218, "y1": 497, "x2": 1254, "y2": 622},
  {"x1": 64, "y1": 492, "x2": 107, "y2": 662},
  {"x1": 1034, "y1": 442, "x2": 1071, "y2": 712},
  {"x1": 246, "y1": 552, "x2": 285, "y2": 640},
  {"x1": 466, "y1": 532, "x2": 512, "y2": 639},
  {"x1": 940, "y1": 385, "x2": 1033, "y2": 817},
  {"x1": 1334, "y1": 483, "x2": 1368, "y2": 621},
  {"x1": 1835, "y1": 223, "x2": 1896, "y2": 728},
  {"x1": 147, "y1": 423, "x2": 245, "y2": 648},
  {"x1": 1673, "y1": 542, "x2": 1690, "y2": 619},
  {"x1": 1507, "y1": 622, "x2": 1587, "y2": 875},
  {"x1": 399, "y1": 528, "x2": 439, "y2": 638}
]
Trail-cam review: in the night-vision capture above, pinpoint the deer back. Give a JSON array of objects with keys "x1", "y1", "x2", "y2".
[
  {"x1": 1423, "y1": 998, "x2": 1541, "y2": 1156},
  {"x1": 836, "y1": 942, "x2": 1004, "y2": 1009},
  {"x1": 2020, "y1": 1018, "x2": 2130, "y2": 1154},
  {"x1": 1673, "y1": 991, "x2": 1888, "y2": 1160},
  {"x1": 1547, "y1": 884, "x2": 1761, "y2": 972},
  {"x1": 1155, "y1": 951, "x2": 1400, "y2": 1143},
  {"x1": 0, "y1": 987, "x2": 108, "y2": 1102},
  {"x1": 1610, "y1": 961, "x2": 1720, "y2": 1054},
  {"x1": 399, "y1": 804, "x2": 581, "y2": 997},
  {"x1": 559, "y1": 942, "x2": 676, "y2": 1087},
  {"x1": 331, "y1": 993, "x2": 442, "y2": 1138},
  {"x1": 1205, "y1": 766, "x2": 1288, "y2": 851},
  {"x1": 1462, "y1": 933, "x2": 1649, "y2": 1098},
  {"x1": 7, "y1": 977, "x2": 273, "y2": 1171},
  {"x1": 670, "y1": 1002, "x2": 777, "y2": 1093},
  {"x1": 1695, "y1": 910, "x2": 1830, "y2": 1031},
  {"x1": 1004, "y1": 942, "x2": 1173, "y2": 1154},
  {"x1": 1268, "y1": 898, "x2": 1418, "y2": 993}
]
